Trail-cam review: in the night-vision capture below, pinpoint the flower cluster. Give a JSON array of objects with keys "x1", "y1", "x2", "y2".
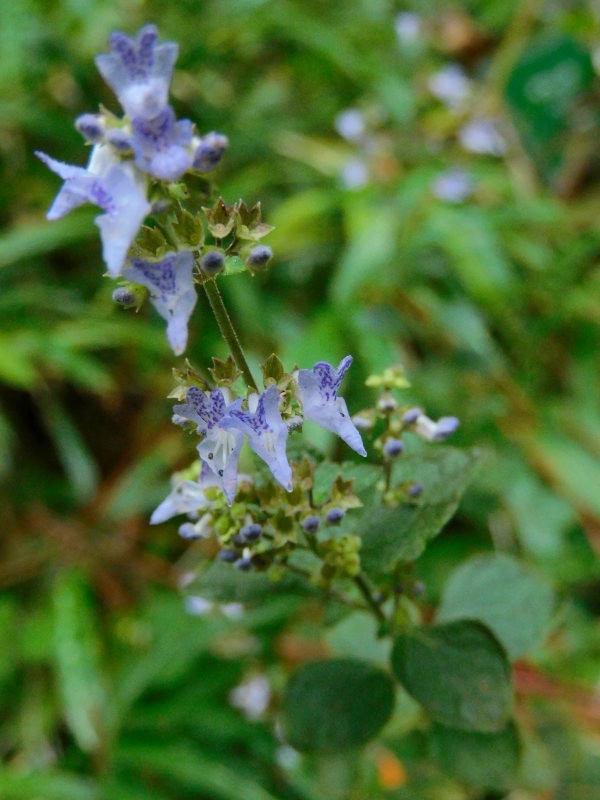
[
  {"x1": 154, "y1": 356, "x2": 366, "y2": 515},
  {"x1": 37, "y1": 24, "x2": 230, "y2": 354}
]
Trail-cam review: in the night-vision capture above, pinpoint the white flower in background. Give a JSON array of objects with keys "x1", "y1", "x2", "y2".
[
  {"x1": 459, "y1": 118, "x2": 507, "y2": 156},
  {"x1": 428, "y1": 64, "x2": 471, "y2": 110},
  {"x1": 394, "y1": 12, "x2": 422, "y2": 44},
  {"x1": 340, "y1": 157, "x2": 369, "y2": 189},
  {"x1": 229, "y1": 674, "x2": 271, "y2": 720},
  {"x1": 431, "y1": 168, "x2": 473, "y2": 203},
  {"x1": 334, "y1": 108, "x2": 367, "y2": 143}
]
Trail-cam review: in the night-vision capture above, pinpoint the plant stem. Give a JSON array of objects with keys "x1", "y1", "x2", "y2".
[
  {"x1": 354, "y1": 573, "x2": 386, "y2": 625},
  {"x1": 202, "y1": 278, "x2": 259, "y2": 392}
]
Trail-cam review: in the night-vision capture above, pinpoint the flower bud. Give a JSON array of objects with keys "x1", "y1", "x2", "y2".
[
  {"x1": 193, "y1": 132, "x2": 229, "y2": 172},
  {"x1": 200, "y1": 249, "x2": 225, "y2": 276},
  {"x1": 325, "y1": 508, "x2": 345, "y2": 525},
  {"x1": 240, "y1": 523, "x2": 262, "y2": 542},
  {"x1": 408, "y1": 482, "x2": 423, "y2": 498},
  {"x1": 219, "y1": 549, "x2": 238, "y2": 563},
  {"x1": 112, "y1": 283, "x2": 147, "y2": 310},
  {"x1": 383, "y1": 438, "x2": 404, "y2": 458},
  {"x1": 402, "y1": 407, "x2": 421, "y2": 425},
  {"x1": 178, "y1": 522, "x2": 203, "y2": 540},
  {"x1": 75, "y1": 113, "x2": 106, "y2": 143},
  {"x1": 235, "y1": 556, "x2": 252, "y2": 571},
  {"x1": 377, "y1": 393, "x2": 398, "y2": 413},
  {"x1": 301, "y1": 515, "x2": 320, "y2": 534},
  {"x1": 245, "y1": 245, "x2": 272, "y2": 270}
]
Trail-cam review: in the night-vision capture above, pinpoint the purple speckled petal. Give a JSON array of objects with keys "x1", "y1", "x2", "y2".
[
  {"x1": 37, "y1": 145, "x2": 151, "y2": 276},
  {"x1": 131, "y1": 106, "x2": 193, "y2": 181},
  {"x1": 123, "y1": 250, "x2": 197, "y2": 354},
  {"x1": 222, "y1": 385, "x2": 292, "y2": 490},
  {"x1": 296, "y1": 355, "x2": 366, "y2": 456},
  {"x1": 95, "y1": 24, "x2": 178, "y2": 118}
]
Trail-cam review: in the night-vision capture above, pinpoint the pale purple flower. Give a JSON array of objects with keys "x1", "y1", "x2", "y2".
[
  {"x1": 123, "y1": 250, "x2": 197, "y2": 354},
  {"x1": 131, "y1": 105, "x2": 194, "y2": 181},
  {"x1": 95, "y1": 24, "x2": 178, "y2": 119},
  {"x1": 428, "y1": 64, "x2": 471, "y2": 110},
  {"x1": 459, "y1": 118, "x2": 507, "y2": 156},
  {"x1": 431, "y1": 168, "x2": 473, "y2": 203},
  {"x1": 334, "y1": 108, "x2": 366, "y2": 143},
  {"x1": 413, "y1": 413, "x2": 460, "y2": 441},
  {"x1": 36, "y1": 144, "x2": 151, "y2": 277},
  {"x1": 150, "y1": 473, "x2": 216, "y2": 524},
  {"x1": 221, "y1": 385, "x2": 292, "y2": 491},
  {"x1": 173, "y1": 387, "x2": 244, "y2": 504},
  {"x1": 295, "y1": 356, "x2": 367, "y2": 457}
]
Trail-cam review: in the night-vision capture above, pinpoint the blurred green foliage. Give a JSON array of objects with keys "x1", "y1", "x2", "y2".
[{"x1": 1, "y1": 0, "x2": 600, "y2": 797}]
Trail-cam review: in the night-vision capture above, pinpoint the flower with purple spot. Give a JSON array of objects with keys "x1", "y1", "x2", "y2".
[
  {"x1": 95, "y1": 24, "x2": 178, "y2": 119},
  {"x1": 123, "y1": 250, "x2": 197, "y2": 354},
  {"x1": 36, "y1": 144, "x2": 151, "y2": 277},
  {"x1": 295, "y1": 356, "x2": 367, "y2": 456},
  {"x1": 131, "y1": 105, "x2": 194, "y2": 181},
  {"x1": 221, "y1": 385, "x2": 293, "y2": 491},
  {"x1": 173, "y1": 387, "x2": 244, "y2": 504}
]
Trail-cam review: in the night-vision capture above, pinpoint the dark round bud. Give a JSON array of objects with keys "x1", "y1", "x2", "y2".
[
  {"x1": 75, "y1": 113, "x2": 105, "y2": 143},
  {"x1": 240, "y1": 523, "x2": 262, "y2": 542},
  {"x1": 218, "y1": 549, "x2": 238, "y2": 563},
  {"x1": 200, "y1": 250, "x2": 225, "y2": 276},
  {"x1": 326, "y1": 508, "x2": 345, "y2": 525},
  {"x1": 402, "y1": 407, "x2": 421, "y2": 425},
  {"x1": 178, "y1": 522, "x2": 202, "y2": 540},
  {"x1": 112, "y1": 287, "x2": 137, "y2": 308},
  {"x1": 302, "y1": 515, "x2": 320, "y2": 533},
  {"x1": 235, "y1": 556, "x2": 252, "y2": 571},
  {"x1": 193, "y1": 132, "x2": 229, "y2": 172},
  {"x1": 246, "y1": 245, "x2": 272, "y2": 270},
  {"x1": 408, "y1": 482, "x2": 423, "y2": 498},
  {"x1": 231, "y1": 533, "x2": 245, "y2": 547},
  {"x1": 383, "y1": 438, "x2": 404, "y2": 458},
  {"x1": 412, "y1": 580, "x2": 426, "y2": 597}
]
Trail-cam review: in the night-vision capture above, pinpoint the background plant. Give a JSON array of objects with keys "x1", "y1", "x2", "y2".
[{"x1": 1, "y1": 1, "x2": 600, "y2": 798}]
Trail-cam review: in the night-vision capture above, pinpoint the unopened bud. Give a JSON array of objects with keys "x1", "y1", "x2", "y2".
[
  {"x1": 193, "y1": 132, "x2": 229, "y2": 172},
  {"x1": 301, "y1": 515, "x2": 320, "y2": 533},
  {"x1": 377, "y1": 393, "x2": 398, "y2": 413},
  {"x1": 75, "y1": 113, "x2": 105, "y2": 143},
  {"x1": 402, "y1": 407, "x2": 421, "y2": 425},
  {"x1": 218, "y1": 549, "x2": 238, "y2": 563},
  {"x1": 240, "y1": 523, "x2": 262, "y2": 542},
  {"x1": 383, "y1": 438, "x2": 404, "y2": 458},
  {"x1": 408, "y1": 482, "x2": 423, "y2": 498},
  {"x1": 246, "y1": 245, "x2": 272, "y2": 270},
  {"x1": 326, "y1": 508, "x2": 345, "y2": 525},
  {"x1": 112, "y1": 283, "x2": 146, "y2": 310},
  {"x1": 178, "y1": 522, "x2": 204, "y2": 540},
  {"x1": 200, "y1": 250, "x2": 225, "y2": 276}
]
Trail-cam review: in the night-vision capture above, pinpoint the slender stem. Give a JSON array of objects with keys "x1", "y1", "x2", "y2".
[
  {"x1": 202, "y1": 278, "x2": 259, "y2": 392},
  {"x1": 354, "y1": 573, "x2": 386, "y2": 625}
]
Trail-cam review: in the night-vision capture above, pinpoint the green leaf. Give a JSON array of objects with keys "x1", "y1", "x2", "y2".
[
  {"x1": 0, "y1": 770, "x2": 99, "y2": 800},
  {"x1": 391, "y1": 621, "x2": 512, "y2": 732},
  {"x1": 52, "y1": 568, "x2": 108, "y2": 753},
  {"x1": 282, "y1": 658, "x2": 395, "y2": 753},
  {"x1": 187, "y1": 558, "x2": 313, "y2": 603},
  {"x1": 437, "y1": 554, "x2": 555, "y2": 660},
  {"x1": 313, "y1": 461, "x2": 381, "y2": 505},
  {"x1": 355, "y1": 447, "x2": 481, "y2": 572},
  {"x1": 429, "y1": 721, "x2": 521, "y2": 790},
  {"x1": 116, "y1": 741, "x2": 280, "y2": 800}
]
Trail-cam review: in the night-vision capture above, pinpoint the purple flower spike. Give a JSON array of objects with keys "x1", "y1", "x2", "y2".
[
  {"x1": 132, "y1": 105, "x2": 194, "y2": 181},
  {"x1": 36, "y1": 145, "x2": 151, "y2": 276},
  {"x1": 174, "y1": 388, "x2": 244, "y2": 504},
  {"x1": 222, "y1": 385, "x2": 293, "y2": 491},
  {"x1": 95, "y1": 24, "x2": 178, "y2": 119},
  {"x1": 123, "y1": 251, "x2": 197, "y2": 354},
  {"x1": 296, "y1": 356, "x2": 367, "y2": 457}
]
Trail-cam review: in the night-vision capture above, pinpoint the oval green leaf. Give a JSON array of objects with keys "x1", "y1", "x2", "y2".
[
  {"x1": 282, "y1": 658, "x2": 395, "y2": 753},
  {"x1": 437, "y1": 554, "x2": 555, "y2": 660},
  {"x1": 429, "y1": 721, "x2": 521, "y2": 790},
  {"x1": 391, "y1": 621, "x2": 512, "y2": 732}
]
